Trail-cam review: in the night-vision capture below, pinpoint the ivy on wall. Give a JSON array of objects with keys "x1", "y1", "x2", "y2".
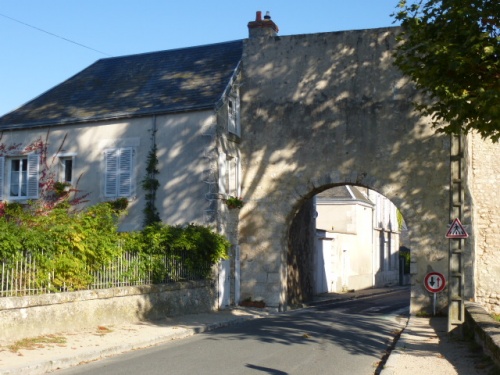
[
  {"x1": 141, "y1": 129, "x2": 161, "y2": 226},
  {"x1": 0, "y1": 131, "x2": 89, "y2": 213}
]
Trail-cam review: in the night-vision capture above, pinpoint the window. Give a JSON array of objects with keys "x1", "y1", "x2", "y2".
[
  {"x1": 0, "y1": 154, "x2": 39, "y2": 200},
  {"x1": 104, "y1": 148, "x2": 133, "y2": 197},
  {"x1": 218, "y1": 154, "x2": 241, "y2": 198},
  {"x1": 227, "y1": 156, "x2": 240, "y2": 197},
  {"x1": 10, "y1": 158, "x2": 27, "y2": 197},
  {"x1": 228, "y1": 90, "x2": 240, "y2": 136},
  {"x1": 58, "y1": 156, "x2": 74, "y2": 184}
]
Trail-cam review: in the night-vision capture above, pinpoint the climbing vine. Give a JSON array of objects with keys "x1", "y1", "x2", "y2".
[{"x1": 141, "y1": 129, "x2": 161, "y2": 226}]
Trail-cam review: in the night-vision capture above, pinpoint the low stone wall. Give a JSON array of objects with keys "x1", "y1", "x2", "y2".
[
  {"x1": 0, "y1": 280, "x2": 216, "y2": 345},
  {"x1": 464, "y1": 301, "x2": 500, "y2": 369}
]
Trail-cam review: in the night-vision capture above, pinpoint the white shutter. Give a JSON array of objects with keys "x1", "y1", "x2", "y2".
[
  {"x1": 228, "y1": 99, "x2": 236, "y2": 134},
  {"x1": 105, "y1": 148, "x2": 133, "y2": 197},
  {"x1": 234, "y1": 93, "x2": 241, "y2": 136},
  {"x1": 27, "y1": 154, "x2": 39, "y2": 198},
  {"x1": 236, "y1": 155, "x2": 241, "y2": 197},
  {"x1": 118, "y1": 148, "x2": 133, "y2": 197},
  {"x1": 0, "y1": 157, "x2": 4, "y2": 199},
  {"x1": 228, "y1": 157, "x2": 237, "y2": 197},
  {"x1": 104, "y1": 149, "x2": 118, "y2": 197},
  {"x1": 228, "y1": 92, "x2": 241, "y2": 136},
  {"x1": 218, "y1": 153, "x2": 227, "y2": 196}
]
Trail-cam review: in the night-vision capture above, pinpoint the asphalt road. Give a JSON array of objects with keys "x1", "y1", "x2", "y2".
[{"x1": 57, "y1": 289, "x2": 410, "y2": 375}]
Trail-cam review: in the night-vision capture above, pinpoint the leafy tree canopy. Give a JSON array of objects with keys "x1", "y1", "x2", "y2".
[{"x1": 393, "y1": 0, "x2": 500, "y2": 141}]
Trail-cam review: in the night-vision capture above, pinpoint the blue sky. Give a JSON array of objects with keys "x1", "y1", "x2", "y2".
[{"x1": 0, "y1": 1, "x2": 399, "y2": 116}]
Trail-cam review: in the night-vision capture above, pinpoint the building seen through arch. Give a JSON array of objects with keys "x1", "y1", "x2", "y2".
[{"x1": 314, "y1": 186, "x2": 409, "y2": 295}]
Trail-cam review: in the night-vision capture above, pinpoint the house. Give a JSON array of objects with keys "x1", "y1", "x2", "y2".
[
  {"x1": 0, "y1": 11, "x2": 280, "y2": 310},
  {"x1": 0, "y1": 40, "x2": 243, "y2": 233},
  {"x1": 314, "y1": 185, "x2": 403, "y2": 293}
]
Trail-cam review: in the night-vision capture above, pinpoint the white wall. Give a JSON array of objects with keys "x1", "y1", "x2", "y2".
[{"x1": 0, "y1": 110, "x2": 217, "y2": 231}]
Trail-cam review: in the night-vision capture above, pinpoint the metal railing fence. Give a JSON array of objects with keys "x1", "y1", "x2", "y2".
[{"x1": 0, "y1": 250, "x2": 211, "y2": 297}]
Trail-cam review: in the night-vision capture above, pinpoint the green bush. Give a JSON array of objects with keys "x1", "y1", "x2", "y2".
[
  {"x1": 0, "y1": 201, "x2": 123, "y2": 291},
  {"x1": 120, "y1": 223, "x2": 230, "y2": 282},
  {"x1": 0, "y1": 201, "x2": 231, "y2": 292}
]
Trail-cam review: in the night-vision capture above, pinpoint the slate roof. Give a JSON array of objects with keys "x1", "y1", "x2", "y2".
[
  {"x1": 0, "y1": 40, "x2": 243, "y2": 129},
  {"x1": 317, "y1": 186, "x2": 373, "y2": 206}
]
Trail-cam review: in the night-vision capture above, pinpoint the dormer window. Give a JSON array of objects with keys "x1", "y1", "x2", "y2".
[{"x1": 228, "y1": 90, "x2": 240, "y2": 136}]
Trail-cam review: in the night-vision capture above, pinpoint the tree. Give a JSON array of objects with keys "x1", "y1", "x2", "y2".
[{"x1": 393, "y1": 0, "x2": 500, "y2": 141}]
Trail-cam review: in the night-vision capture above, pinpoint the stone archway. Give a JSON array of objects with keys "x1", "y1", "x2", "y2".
[{"x1": 237, "y1": 27, "x2": 462, "y2": 313}]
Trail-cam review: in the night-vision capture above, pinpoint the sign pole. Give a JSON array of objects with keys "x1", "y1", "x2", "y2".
[
  {"x1": 424, "y1": 272, "x2": 446, "y2": 316},
  {"x1": 433, "y1": 292, "x2": 436, "y2": 316}
]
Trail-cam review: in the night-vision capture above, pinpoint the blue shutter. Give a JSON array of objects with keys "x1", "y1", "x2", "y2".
[
  {"x1": 104, "y1": 149, "x2": 118, "y2": 197},
  {"x1": 27, "y1": 154, "x2": 39, "y2": 198}
]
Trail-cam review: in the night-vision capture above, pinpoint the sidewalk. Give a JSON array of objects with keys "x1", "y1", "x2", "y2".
[
  {"x1": 0, "y1": 307, "x2": 271, "y2": 375},
  {"x1": 0, "y1": 287, "x2": 497, "y2": 375},
  {"x1": 381, "y1": 316, "x2": 498, "y2": 375}
]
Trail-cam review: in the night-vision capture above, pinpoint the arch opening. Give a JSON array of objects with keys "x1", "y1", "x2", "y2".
[{"x1": 286, "y1": 184, "x2": 412, "y2": 308}]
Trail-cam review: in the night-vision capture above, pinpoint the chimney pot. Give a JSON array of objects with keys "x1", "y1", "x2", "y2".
[{"x1": 247, "y1": 10, "x2": 279, "y2": 38}]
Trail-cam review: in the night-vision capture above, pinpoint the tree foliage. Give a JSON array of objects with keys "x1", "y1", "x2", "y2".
[{"x1": 393, "y1": 0, "x2": 500, "y2": 141}]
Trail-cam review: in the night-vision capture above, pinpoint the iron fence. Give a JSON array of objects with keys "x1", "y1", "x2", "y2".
[{"x1": 0, "y1": 251, "x2": 211, "y2": 297}]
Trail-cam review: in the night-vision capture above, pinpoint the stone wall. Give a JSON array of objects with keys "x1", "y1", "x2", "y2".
[
  {"x1": 0, "y1": 281, "x2": 216, "y2": 344},
  {"x1": 239, "y1": 27, "x2": 451, "y2": 312},
  {"x1": 468, "y1": 134, "x2": 500, "y2": 313}
]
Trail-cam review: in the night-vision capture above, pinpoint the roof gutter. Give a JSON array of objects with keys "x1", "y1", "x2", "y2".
[
  {"x1": 0, "y1": 104, "x2": 216, "y2": 131},
  {"x1": 214, "y1": 60, "x2": 242, "y2": 113}
]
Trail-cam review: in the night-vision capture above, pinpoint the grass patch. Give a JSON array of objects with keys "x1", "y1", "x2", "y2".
[
  {"x1": 491, "y1": 313, "x2": 500, "y2": 323},
  {"x1": 8, "y1": 335, "x2": 66, "y2": 352},
  {"x1": 415, "y1": 310, "x2": 432, "y2": 317}
]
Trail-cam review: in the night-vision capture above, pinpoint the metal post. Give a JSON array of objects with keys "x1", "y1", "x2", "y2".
[
  {"x1": 433, "y1": 292, "x2": 436, "y2": 316},
  {"x1": 448, "y1": 134, "x2": 465, "y2": 333}
]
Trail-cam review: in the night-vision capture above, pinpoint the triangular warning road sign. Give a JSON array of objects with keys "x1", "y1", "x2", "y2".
[{"x1": 446, "y1": 218, "x2": 468, "y2": 238}]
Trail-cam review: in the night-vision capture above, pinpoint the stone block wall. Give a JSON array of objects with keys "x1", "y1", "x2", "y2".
[
  {"x1": 0, "y1": 281, "x2": 216, "y2": 345},
  {"x1": 239, "y1": 27, "x2": 450, "y2": 312},
  {"x1": 468, "y1": 134, "x2": 500, "y2": 313}
]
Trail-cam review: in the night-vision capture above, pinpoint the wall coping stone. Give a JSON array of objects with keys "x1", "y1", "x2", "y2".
[
  {"x1": 465, "y1": 301, "x2": 500, "y2": 369},
  {"x1": 0, "y1": 280, "x2": 210, "y2": 311}
]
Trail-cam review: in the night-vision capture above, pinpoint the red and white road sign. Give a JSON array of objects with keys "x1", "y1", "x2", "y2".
[
  {"x1": 446, "y1": 218, "x2": 468, "y2": 239},
  {"x1": 424, "y1": 272, "x2": 446, "y2": 293}
]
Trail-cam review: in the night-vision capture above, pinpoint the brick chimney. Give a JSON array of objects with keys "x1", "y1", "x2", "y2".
[{"x1": 248, "y1": 11, "x2": 279, "y2": 38}]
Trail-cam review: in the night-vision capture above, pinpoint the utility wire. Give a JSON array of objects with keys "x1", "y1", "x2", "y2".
[{"x1": 0, "y1": 12, "x2": 112, "y2": 57}]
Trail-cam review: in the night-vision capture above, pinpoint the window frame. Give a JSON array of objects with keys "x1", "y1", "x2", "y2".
[
  {"x1": 0, "y1": 154, "x2": 39, "y2": 200},
  {"x1": 56, "y1": 153, "x2": 76, "y2": 185}
]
